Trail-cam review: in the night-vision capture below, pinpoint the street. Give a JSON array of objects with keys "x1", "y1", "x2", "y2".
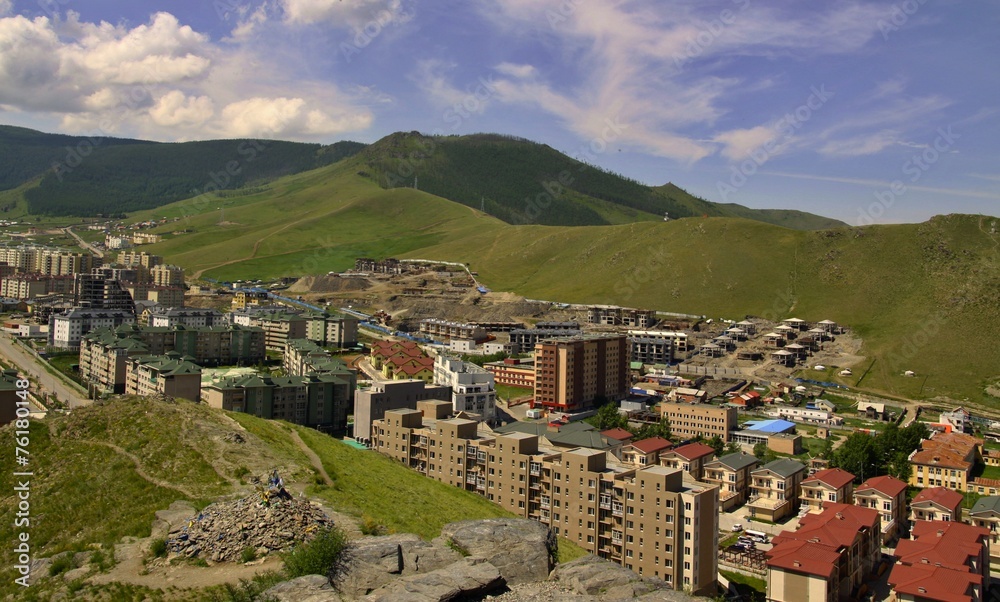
[{"x1": 0, "y1": 334, "x2": 89, "y2": 408}]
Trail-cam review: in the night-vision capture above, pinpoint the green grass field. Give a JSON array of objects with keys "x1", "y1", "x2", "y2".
[{"x1": 126, "y1": 161, "x2": 1000, "y2": 406}]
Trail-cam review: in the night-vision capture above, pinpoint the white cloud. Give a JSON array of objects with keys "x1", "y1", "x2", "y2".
[
  {"x1": 0, "y1": 0, "x2": 11, "y2": 17},
  {"x1": 0, "y1": 10, "x2": 375, "y2": 141},
  {"x1": 713, "y1": 125, "x2": 783, "y2": 162},
  {"x1": 494, "y1": 62, "x2": 536, "y2": 79},
  {"x1": 476, "y1": 1, "x2": 893, "y2": 164},
  {"x1": 282, "y1": 0, "x2": 407, "y2": 28},
  {"x1": 818, "y1": 130, "x2": 900, "y2": 157},
  {"x1": 149, "y1": 90, "x2": 214, "y2": 128}
]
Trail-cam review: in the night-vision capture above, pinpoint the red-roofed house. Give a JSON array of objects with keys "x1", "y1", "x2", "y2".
[
  {"x1": 659, "y1": 442, "x2": 715, "y2": 480},
  {"x1": 600, "y1": 428, "x2": 633, "y2": 446},
  {"x1": 854, "y1": 475, "x2": 908, "y2": 545},
  {"x1": 909, "y1": 431, "x2": 983, "y2": 491},
  {"x1": 801, "y1": 468, "x2": 856, "y2": 513},
  {"x1": 621, "y1": 437, "x2": 673, "y2": 466},
  {"x1": 766, "y1": 504, "x2": 881, "y2": 602},
  {"x1": 891, "y1": 521, "x2": 990, "y2": 602},
  {"x1": 909, "y1": 487, "x2": 964, "y2": 526},
  {"x1": 766, "y1": 539, "x2": 843, "y2": 601}
]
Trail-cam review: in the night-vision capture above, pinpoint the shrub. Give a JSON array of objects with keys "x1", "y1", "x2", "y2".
[
  {"x1": 360, "y1": 515, "x2": 386, "y2": 536},
  {"x1": 149, "y1": 538, "x2": 168, "y2": 558},
  {"x1": 241, "y1": 546, "x2": 258, "y2": 564},
  {"x1": 48, "y1": 554, "x2": 78, "y2": 576},
  {"x1": 281, "y1": 526, "x2": 348, "y2": 578}
]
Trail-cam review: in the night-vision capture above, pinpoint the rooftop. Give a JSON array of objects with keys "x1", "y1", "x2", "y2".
[
  {"x1": 756, "y1": 458, "x2": 806, "y2": 478},
  {"x1": 912, "y1": 487, "x2": 964, "y2": 509},
  {"x1": 855, "y1": 475, "x2": 907, "y2": 497},
  {"x1": 888, "y1": 563, "x2": 980, "y2": 602},
  {"x1": 803, "y1": 468, "x2": 856, "y2": 489},
  {"x1": 712, "y1": 452, "x2": 759, "y2": 472}
]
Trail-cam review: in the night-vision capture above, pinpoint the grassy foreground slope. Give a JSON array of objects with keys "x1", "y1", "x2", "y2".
[
  {"x1": 0, "y1": 397, "x2": 518, "y2": 599},
  {"x1": 136, "y1": 161, "x2": 1000, "y2": 404}
]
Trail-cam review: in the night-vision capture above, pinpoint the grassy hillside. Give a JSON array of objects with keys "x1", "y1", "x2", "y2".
[
  {"x1": 0, "y1": 397, "x2": 523, "y2": 600},
  {"x1": 0, "y1": 125, "x2": 366, "y2": 217},
  {"x1": 135, "y1": 161, "x2": 1000, "y2": 405},
  {"x1": 357, "y1": 132, "x2": 846, "y2": 229}
]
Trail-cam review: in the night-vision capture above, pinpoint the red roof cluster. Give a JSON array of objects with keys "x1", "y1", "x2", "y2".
[
  {"x1": 889, "y1": 563, "x2": 981, "y2": 602},
  {"x1": 600, "y1": 428, "x2": 634, "y2": 442},
  {"x1": 628, "y1": 437, "x2": 673, "y2": 454},
  {"x1": 855, "y1": 475, "x2": 907, "y2": 497},
  {"x1": 890, "y1": 521, "x2": 990, "y2": 602},
  {"x1": 803, "y1": 468, "x2": 855, "y2": 489},
  {"x1": 912, "y1": 487, "x2": 964, "y2": 512},
  {"x1": 668, "y1": 442, "x2": 715, "y2": 461}
]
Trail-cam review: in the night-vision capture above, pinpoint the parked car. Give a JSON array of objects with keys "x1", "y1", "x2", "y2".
[{"x1": 731, "y1": 524, "x2": 743, "y2": 532}]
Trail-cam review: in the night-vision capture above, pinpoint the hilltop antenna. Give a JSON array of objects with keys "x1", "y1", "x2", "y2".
[
  {"x1": 413, "y1": 177, "x2": 418, "y2": 190},
  {"x1": 481, "y1": 196, "x2": 485, "y2": 212}
]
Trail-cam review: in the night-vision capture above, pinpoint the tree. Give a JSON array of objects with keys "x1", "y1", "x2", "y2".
[
  {"x1": 708, "y1": 435, "x2": 725, "y2": 457},
  {"x1": 832, "y1": 432, "x2": 878, "y2": 480},
  {"x1": 724, "y1": 442, "x2": 742, "y2": 456},
  {"x1": 588, "y1": 402, "x2": 628, "y2": 432},
  {"x1": 634, "y1": 417, "x2": 672, "y2": 441},
  {"x1": 752, "y1": 442, "x2": 776, "y2": 464},
  {"x1": 819, "y1": 438, "x2": 834, "y2": 460}
]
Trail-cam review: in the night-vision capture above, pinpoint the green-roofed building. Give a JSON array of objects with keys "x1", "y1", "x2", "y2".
[
  {"x1": 125, "y1": 354, "x2": 202, "y2": 401},
  {"x1": 304, "y1": 310, "x2": 359, "y2": 348}
]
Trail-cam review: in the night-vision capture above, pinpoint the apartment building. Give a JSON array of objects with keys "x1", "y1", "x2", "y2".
[
  {"x1": 483, "y1": 357, "x2": 535, "y2": 389},
  {"x1": 148, "y1": 308, "x2": 225, "y2": 328},
  {"x1": 747, "y1": 458, "x2": 806, "y2": 522},
  {"x1": 0, "y1": 244, "x2": 93, "y2": 275},
  {"x1": 658, "y1": 402, "x2": 736, "y2": 442},
  {"x1": 909, "y1": 487, "x2": 963, "y2": 525},
  {"x1": 50, "y1": 308, "x2": 135, "y2": 350},
  {"x1": 304, "y1": 311, "x2": 359, "y2": 348},
  {"x1": 284, "y1": 339, "x2": 340, "y2": 376},
  {"x1": 854, "y1": 475, "x2": 908, "y2": 546},
  {"x1": 433, "y1": 355, "x2": 496, "y2": 420},
  {"x1": 658, "y1": 443, "x2": 715, "y2": 481},
  {"x1": 149, "y1": 264, "x2": 184, "y2": 287},
  {"x1": 701, "y1": 452, "x2": 758, "y2": 511},
  {"x1": 80, "y1": 323, "x2": 264, "y2": 373},
  {"x1": 117, "y1": 251, "x2": 163, "y2": 270},
  {"x1": 352, "y1": 380, "x2": 451, "y2": 444},
  {"x1": 891, "y1": 521, "x2": 990, "y2": 602},
  {"x1": 533, "y1": 334, "x2": 628, "y2": 412},
  {"x1": 767, "y1": 504, "x2": 880, "y2": 602},
  {"x1": 628, "y1": 337, "x2": 673, "y2": 365},
  {"x1": 909, "y1": 431, "x2": 983, "y2": 491},
  {"x1": 0, "y1": 273, "x2": 75, "y2": 300},
  {"x1": 626, "y1": 330, "x2": 689, "y2": 354},
  {"x1": 509, "y1": 328, "x2": 582, "y2": 353},
  {"x1": 418, "y1": 318, "x2": 487, "y2": 341},
  {"x1": 203, "y1": 371, "x2": 355, "y2": 433},
  {"x1": 251, "y1": 311, "x2": 307, "y2": 351},
  {"x1": 586, "y1": 305, "x2": 657, "y2": 328},
  {"x1": 124, "y1": 354, "x2": 201, "y2": 401},
  {"x1": 800, "y1": 468, "x2": 855, "y2": 514},
  {"x1": 232, "y1": 289, "x2": 270, "y2": 310},
  {"x1": 370, "y1": 403, "x2": 719, "y2": 594},
  {"x1": 968, "y1": 496, "x2": 1000, "y2": 570},
  {"x1": 79, "y1": 330, "x2": 150, "y2": 396}
]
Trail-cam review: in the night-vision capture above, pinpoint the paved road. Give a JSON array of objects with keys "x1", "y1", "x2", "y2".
[
  {"x1": 63, "y1": 226, "x2": 104, "y2": 258},
  {"x1": 0, "y1": 334, "x2": 89, "y2": 408}
]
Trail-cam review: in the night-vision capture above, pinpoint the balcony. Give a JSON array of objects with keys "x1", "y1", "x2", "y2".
[
  {"x1": 529, "y1": 479, "x2": 541, "y2": 490},
  {"x1": 612, "y1": 503, "x2": 624, "y2": 517},
  {"x1": 477, "y1": 452, "x2": 487, "y2": 463},
  {"x1": 467, "y1": 446, "x2": 478, "y2": 458},
  {"x1": 599, "y1": 497, "x2": 612, "y2": 510},
  {"x1": 540, "y1": 497, "x2": 551, "y2": 510},
  {"x1": 747, "y1": 495, "x2": 788, "y2": 511},
  {"x1": 530, "y1": 463, "x2": 541, "y2": 476},
  {"x1": 611, "y1": 531, "x2": 623, "y2": 545},
  {"x1": 466, "y1": 473, "x2": 478, "y2": 485},
  {"x1": 475, "y1": 479, "x2": 486, "y2": 491}
]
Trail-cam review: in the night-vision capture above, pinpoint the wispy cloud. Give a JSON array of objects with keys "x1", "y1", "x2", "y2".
[{"x1": 764, "y1": 171, "x2": 1000, "y2": 200}]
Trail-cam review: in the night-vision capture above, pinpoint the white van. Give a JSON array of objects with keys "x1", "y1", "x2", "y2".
[{"x1": 744, "y1": 529, "x2": 769, "y2": 543}]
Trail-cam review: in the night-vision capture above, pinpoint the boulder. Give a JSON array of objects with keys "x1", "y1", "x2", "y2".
[
  {"x1": 399, "y1": 538, "x2": 463, "y2": 575},
  {"x1": 437, "y1": 518, "x2": 555, "y2": 585},
  {"x1": 364, "y1": 558, "x2": 505, "y2": 602},
  {"x1": 550, "y1": 555, "x2": 665, "y2": 600},
  {"x1": 333, "y1": 534, "x2": 410, "y2": 597},
  {"x1": 264, "y1": 574, "x2": 339, "y2": 602}
]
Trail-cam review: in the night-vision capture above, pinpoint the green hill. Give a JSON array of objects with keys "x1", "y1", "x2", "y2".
[
  {"x1": 134, "y1": 160, "x2": 999, "y2": 405},
  {"x1": 0, "y1": 125, "x2": 366, "y2": 217},
  {"x1": 356, "y1": 131, "x2": 846, "y2": 229},
  {"x1": 0, "y1": 397, "x2": 515, "y2": 600},
  {"x1": 0, "y1": 125, "x2": 842, "y2": 229}
]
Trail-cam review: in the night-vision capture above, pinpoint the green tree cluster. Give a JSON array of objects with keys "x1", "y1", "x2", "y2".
[{"x1": 831, "y1": 422, "x2": 929, "y2": 482}]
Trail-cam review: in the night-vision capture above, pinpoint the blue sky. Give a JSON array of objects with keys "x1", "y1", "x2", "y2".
[{"x1": 0, "y1": 0, "x2": 997, "y2": 224}]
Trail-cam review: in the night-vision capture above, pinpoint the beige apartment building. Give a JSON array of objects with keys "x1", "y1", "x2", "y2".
[
  {"x1": 533, "y1": 334, "x2": 628, "y2": 412},
  {"x1": 800, "y1": 468, "x2": 855, "y2": 514},
  {"x1": 658, "y1": 402, "x2": 736, "y2": 442},
  {"x1": 702, "y1": 452, "x2": 758, "y2": 511},
  {"x1": 371, "y1": 402, "x2": 719, "y2": 594},
  {"x1": 124, "y1": 354, "x2": 201, "y2": 401},
  {"x1": 854, "y1": 475, "x2": 908, "y2": 546},
  {"x1": 747, "y1": 458, "x2": 806, "y2": 522},
  {"x1": 251, "y1": 312, "x2": 307, "y2": 351}
]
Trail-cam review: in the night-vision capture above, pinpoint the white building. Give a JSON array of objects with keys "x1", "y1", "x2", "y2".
[
  {"x1": 767, "y1": 405, "x2": 843, "y2": 426},
  {"x1": 433, "y1": 355, "x2": 496, "y2": 421},
  {"x1": 49, "y1": 309, "x2": 134, "y2": 349},
  {"x1": 149, "y1": 308, "x2": 226, "y2": 329}
]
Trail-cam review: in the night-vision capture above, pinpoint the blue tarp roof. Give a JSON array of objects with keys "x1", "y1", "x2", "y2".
[{"x1": 744, "y1": 419, "x2": 796, "y2": 433}]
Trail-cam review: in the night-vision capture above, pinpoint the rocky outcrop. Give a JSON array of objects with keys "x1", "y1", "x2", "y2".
[
  {"x1": 264, "y1": 518, "x2": 707, "y2": 602},
  {"x1": 436, "y1": 518, "x2": 556, "y2": 585},
  {"x1": 363, "y1": 557, "x2": 504, "y2": 602}
]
